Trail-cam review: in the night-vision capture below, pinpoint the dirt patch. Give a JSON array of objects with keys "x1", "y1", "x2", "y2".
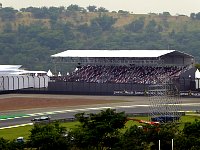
[{"x1": 0, "y1": 97, "x2": 118, "y2": 111}]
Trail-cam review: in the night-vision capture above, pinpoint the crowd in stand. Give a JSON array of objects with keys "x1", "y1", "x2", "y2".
[{"x1": 61, "y1": 65, "x2": 184, "y2": 84}]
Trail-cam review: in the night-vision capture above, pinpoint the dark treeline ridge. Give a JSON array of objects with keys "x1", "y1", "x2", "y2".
[
  {"x1": 0, "y1": 5, "x2": 200, "y2": 70},
  {"x1": 1, "y1": 109, "x2": 200, "y2": 150}
]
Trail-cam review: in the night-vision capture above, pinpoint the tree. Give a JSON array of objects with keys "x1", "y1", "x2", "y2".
[
  {"x1": 157, "y1": 124, "x2": 179, "y2": 150},
  {"x1": 118, "y1": 10, "x2": 129, "y2": 14},
  {"x1": 48, "y1": 7, "x2": 61, "y2": 21},
  {"x1": 196, "y1": 12, "x2": 200, "y2": 20},
  {"x1": 183, "y1": 120, "x2": 200, "y2": 148},
  {"x1": 173, "y1": 120, "x2": 200, "y2": 150},
  {"x1": 125, "y1": 17, "x2": 145, "y2": 32},
  {"x1": 0, "y1": 138, "x2": 10, "y2": 150},
  {"x1": 37, "y1": 30, "x2": 65, "y2": 49},
  {"x1": 3, "y1": 23, "x2": 13, "y2": 33},
  {"x1": 162, "y1": 12, "x2": 171, "y2": 16},
  {"x1": 0, "y1": 138, "x2": 25, "y2": 150},
  {"x1": 195, "y1": 64, "x2": 200, "y2": 71},
  {"x1": 145, "y1": 20, "x2": 157, "y2": 33},
  {"x1": 78, "y1": 23, "x2": 90, "y2": 35},
  {"x1": 190, "y1": 13, "x2": 196, "y2": 19},
  {"x1": 87, "y1": 5, "x2": 97, "y2": 12},
  {"x1": 0, "y1": 7, "x2": 17, "y2": 21},
  {"x1": 91, "y1": 15, "x2": 116, "y2": 31},
  {"x1": 23, "y1": 7, "x2": 49, "y2": 18},
  {"x1": 67, "y1": 4, "x2": 84, "y2": 12},
  {"x1": 71, "y1": 109, "x2": 127, "y2": 149},
  {"x1": 28, "y1": 122, "x2": 71, "y2": 150},
  {"x1": 119, "y1": 125, "x2": 149, "y2": 150},
  {"x1": 97, "y1": 7, "x2": 109, "y2": 12}
]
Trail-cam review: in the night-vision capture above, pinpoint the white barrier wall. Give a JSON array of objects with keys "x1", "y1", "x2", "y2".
[
  {"x1": 0, "y1": 77, "x2": 3, "y2": 90},
  {"x1": 33, "y1": 76, "x2": 49, "y2": 88},
  {"x1": 0, "y1": 75, "x2": 50, "y2": 91},
  {"x1": 195, "y1": 79, "x2": 200, "y2": 89}
]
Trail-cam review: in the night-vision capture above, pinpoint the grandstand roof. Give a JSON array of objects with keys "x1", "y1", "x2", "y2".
[{"x1": 51, "y1": 50, "x2": 192, "y2": 58}]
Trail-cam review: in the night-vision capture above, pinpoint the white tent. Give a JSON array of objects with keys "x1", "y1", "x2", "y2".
[
  {"x1": 47, "y1": 69, "x2": 53, "y2": 77},
  {"x1": 195, "y1": 69, "x2": 200, "y2": 89},
  {"x1": 195, "y1": 69, "x2": 200, "y2": 78},
  {"x1": 74, "y1": 68, "x2": 78, "y2": 72},
  {"x1": 58, "y1": 72, "x2": 62, "y2": 76}
]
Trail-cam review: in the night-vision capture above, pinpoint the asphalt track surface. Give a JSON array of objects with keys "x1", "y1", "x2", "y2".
[{"x1": 1, "y1": 94, "x2": 200, "y2": 128}]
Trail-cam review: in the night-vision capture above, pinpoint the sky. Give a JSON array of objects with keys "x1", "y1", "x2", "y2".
[{"x1": 0, "y1": 0, "x2": 200, "y2": 16}]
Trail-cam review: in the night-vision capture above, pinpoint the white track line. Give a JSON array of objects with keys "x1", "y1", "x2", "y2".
[
  {"x1": 0, "y1": 103, "x2": 198, "y2": 129},
  {"x1": 1, "y1": 103, "x2": 199, "y2": 121},
  {"x1": 0, "y1": 123, "x2": 33, "y2": 130}
]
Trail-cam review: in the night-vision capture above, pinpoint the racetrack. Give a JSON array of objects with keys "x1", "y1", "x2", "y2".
[
  {"x1": 1, "y1": 94, "x2": 200, "y2": 128},
  {"x1": 0, "y1": 94, "x2": 151, "y2": 114},
  {"x1": 0, "y1": 95, "x2": 123, "y2": 112},
  {"x1": 1, "y1": 94, "x2": 200, "y2": 114}
]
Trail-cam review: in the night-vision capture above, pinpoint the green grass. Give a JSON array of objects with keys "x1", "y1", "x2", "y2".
[
  {"x1": 181, "y1": 114, "x2": 200, "y2": 122},
  {"x1": 0, "y1": 121, "x2": 80, "y2": 140},
  {"x1": 124, "y1": 115, "x2": 200, "y2": 130},
  {"x1": 178, "y1": 114, "x2": 200, "y2": 129},
  {"x1": 1, "y1": 114, "x2": 200, "y2": 141},
  {"x1": 61, "y1": 121, "x2": 80, "y2": 129},
  {"x1": 0, "y1": 125, "x2": 33, "y2": 140}
]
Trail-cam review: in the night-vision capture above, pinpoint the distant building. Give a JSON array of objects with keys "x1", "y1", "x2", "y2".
[{"x1": 0, "y1": 65, "x2": 49, "y2": 91}]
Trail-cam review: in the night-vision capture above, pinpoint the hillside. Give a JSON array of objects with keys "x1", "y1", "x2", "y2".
[
  {"x1": 0, "y1": 6, "x2": 200, "y2": 71},
  {"x1": 2, "y1": 11, "x2": 200, "y2": 33}
]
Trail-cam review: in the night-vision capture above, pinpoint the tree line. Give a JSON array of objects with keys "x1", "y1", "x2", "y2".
[
  {"x1": 0, "y1": 6, "x2": 200, "y2": 71},
  {"x1": 1, "y1": 109, "x2": 200, "y2": 150}
]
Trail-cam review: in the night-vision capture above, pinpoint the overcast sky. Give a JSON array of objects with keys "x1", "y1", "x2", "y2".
[{"x1": 1, "y1": 0, "x2": 200, "y2": 16}]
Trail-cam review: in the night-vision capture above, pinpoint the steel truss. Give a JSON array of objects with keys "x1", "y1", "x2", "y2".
[
  {"x1": 52, "y1": 57, "x2": 163, "y2": 66},
  {"x1": 148, "y1": 64, "x2": 182, "y2": 123}
]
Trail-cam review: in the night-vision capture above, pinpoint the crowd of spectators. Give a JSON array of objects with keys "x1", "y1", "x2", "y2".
[{"x1": 62, "y1": 65, "x2": 184, "y2": 84}]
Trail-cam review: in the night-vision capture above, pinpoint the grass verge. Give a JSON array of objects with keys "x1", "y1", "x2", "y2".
[
  {"x1": 0, "y1": 121, "x2": 80, "y2": 140},
  {"x1": 1, "y1": 114, "x2": 200, "y2": 140}
]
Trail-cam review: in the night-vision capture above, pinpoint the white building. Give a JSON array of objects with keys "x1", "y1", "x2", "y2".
[{"x1": 0, "y1": 65, "x2": 49, "y2": 91}]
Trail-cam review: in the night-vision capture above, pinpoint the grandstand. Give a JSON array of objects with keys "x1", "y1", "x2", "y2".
[{"x1": 49, "y1": 50, "x2": 195, "y2": 95}]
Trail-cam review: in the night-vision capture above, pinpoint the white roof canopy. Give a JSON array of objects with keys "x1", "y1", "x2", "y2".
[
  {"x1": 51, "y1": 50, "x2": 176, "y2": 58},
  {"x1": 0, "y1": 65, "x2": 22, "y2": 70},
  {"x1": 0, "y1": 65, "x2": 47, "y2": 75},
  {"x1": 10, "y1": 70, "x2": 47, "y2": 75}
]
